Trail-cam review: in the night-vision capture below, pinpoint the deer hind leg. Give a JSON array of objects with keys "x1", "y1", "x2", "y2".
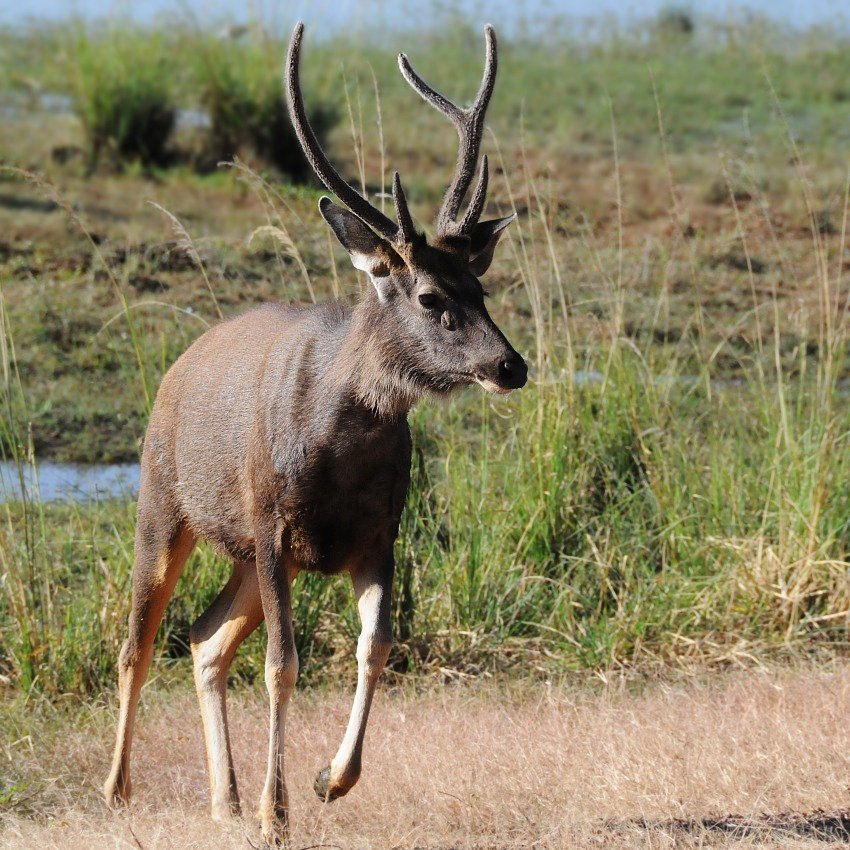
[
  {"x1": 314, "y1": 557, "x2": 392, "y2": 802},
  {"x1": 103, "y1": 517, "x2": 197, "y2": 807},
  {"x1": 190, "y1": 559, "x2": 263, "y2": 823}
]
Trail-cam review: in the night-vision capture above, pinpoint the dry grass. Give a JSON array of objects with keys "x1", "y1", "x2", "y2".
[{"x1": 4, "y1": 666, "x2": 850, "y2": 848}]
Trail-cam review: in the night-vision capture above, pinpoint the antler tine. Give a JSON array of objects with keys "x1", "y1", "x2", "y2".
[
  {"x1": 459, "y1": 154, "x2": 489, "y2": 233},
  {"x1": 286, "y1": 23, "x2": 400, "y2": 242},
  {"x1": 396, "y1": 53, "x2": 465, "y2": 128},
  {"x1": 398, "y1": 25, "x2": 497, "y2": 235},
  {"x1": 392, "y1": 172, "x2": 416, "y2": 244}
]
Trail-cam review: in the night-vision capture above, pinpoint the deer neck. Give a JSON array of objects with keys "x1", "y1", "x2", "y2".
[{"x1": 332, "y1": 295, "x2": 424, "y2": 421}]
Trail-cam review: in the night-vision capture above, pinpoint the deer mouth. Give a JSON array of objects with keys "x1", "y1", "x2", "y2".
[{"x1": 474, "y1": 376, "x2": 515, "y2": 395}]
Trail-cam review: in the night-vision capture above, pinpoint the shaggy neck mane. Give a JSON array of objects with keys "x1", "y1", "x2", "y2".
[{"x1": 331, "y1": 293, "x2": 427, "y2": 420}]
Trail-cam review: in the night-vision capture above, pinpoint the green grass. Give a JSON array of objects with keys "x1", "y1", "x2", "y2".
[
  {"x1": 4, "y1": 160, "x2": 850, "y2": 696},
  {"x1": 3, "y1": 11, "x2": 850, "y2": 699},
  {"x1": 4, "y1": 342, "x2": 850, "y2": 695}
]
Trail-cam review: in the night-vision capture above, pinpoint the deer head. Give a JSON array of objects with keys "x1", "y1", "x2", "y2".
[{"x1": 285, "y1": 23, "x2": 527, "y2": 397}]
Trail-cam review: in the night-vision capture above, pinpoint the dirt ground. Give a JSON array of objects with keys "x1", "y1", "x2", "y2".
[{"x1": 3, "y1": 665, "x2": 850, "y2": 849}]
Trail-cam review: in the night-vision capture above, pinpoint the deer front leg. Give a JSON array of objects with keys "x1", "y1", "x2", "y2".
[
  {"x1": 314, "y1": 558, "x2": 392, "y2": 802},
  {"x1": 190, "y1": 560, "x2": 264, "y2": 823},
  {"x1": 254, "y1": 528, "x2": 299, "y2": 847}
]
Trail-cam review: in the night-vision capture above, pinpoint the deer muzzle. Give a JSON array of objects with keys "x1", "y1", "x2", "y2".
[{"x1": 475, "y1": 349, "x2": 527, "y2": 394}]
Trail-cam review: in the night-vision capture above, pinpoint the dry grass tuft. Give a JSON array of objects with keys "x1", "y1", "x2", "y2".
[{"x1": 4, "y1": 666, "x2": 850, "y2": 848}]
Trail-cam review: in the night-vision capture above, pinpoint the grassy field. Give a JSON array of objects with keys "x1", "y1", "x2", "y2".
[
  {"x1": 4, "y1": 9, "x2": 850, "y2": 844},
  {"x1": 5, "y1": 666, "x2": 850, "y2": 848}
]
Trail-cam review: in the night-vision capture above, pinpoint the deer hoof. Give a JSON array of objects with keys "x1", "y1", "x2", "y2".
[
  {"x1": 102, "y1": 777, "x2": 131, "y2": 808},
  {"x1": 211, "y1": 800, "x2": 241, "y2": 823},
  {"x1": 258, "y1": 808, "x2": 290, "y2": 848},
  {"x1": 260, "y1": 822, "x2": 290, "y2": 849},
  {"x1": 313, "y1": 766, "x2": 344, "y2": 802},
  {"x1": 314, "y1": 766, "x2": 332, "y2": 800}
]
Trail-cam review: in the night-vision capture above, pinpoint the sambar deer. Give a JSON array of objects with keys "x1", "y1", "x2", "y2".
[{"x1": 103, "y1": 21, "x2": 526, "y2": 845}]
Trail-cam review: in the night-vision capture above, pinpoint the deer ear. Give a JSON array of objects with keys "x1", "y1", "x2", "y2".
[
  {"x1": 319, "y1": 197, "x2": 401, "y2": 290},
  {"x1": 468, "y1": 213, "x2": 516, "y2": 277}
]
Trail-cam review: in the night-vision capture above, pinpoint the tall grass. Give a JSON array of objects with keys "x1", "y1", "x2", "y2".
[{"x1": 6, "y1": 329, "x2": 850, "y2": 694}]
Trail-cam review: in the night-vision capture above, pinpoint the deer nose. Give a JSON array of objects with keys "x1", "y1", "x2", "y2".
[{"x1": 497, "y1": 352, "x2": 528, "y2": 389}]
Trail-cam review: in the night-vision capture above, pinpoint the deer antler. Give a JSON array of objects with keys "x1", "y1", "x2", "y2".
[
  {"x1": 286, "y1": 23, "x2": 416, "y2": 245},
  {"x1": 398, "y1": 25, "x2": 497, "y2": 236}
]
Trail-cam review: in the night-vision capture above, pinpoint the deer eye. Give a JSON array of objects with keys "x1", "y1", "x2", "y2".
[{"x1": 418, "y1": 292, "x2": 440, "y2": 309}]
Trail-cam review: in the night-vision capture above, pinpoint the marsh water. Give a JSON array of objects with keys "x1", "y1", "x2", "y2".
[{"x1": 0, "y1": 460, "x2": 140, "y2": 503}]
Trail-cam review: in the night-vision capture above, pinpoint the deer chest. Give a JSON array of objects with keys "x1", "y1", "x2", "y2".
[{"x1": 269, "y1": 420, "x2": 411, "y2": 573}]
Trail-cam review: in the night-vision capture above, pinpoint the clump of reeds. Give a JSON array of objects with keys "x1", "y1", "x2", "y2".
[
  {"x1": 193, "y1": 34, "x2": 336, "y2": 178},
  {"x1": 68, "y1": 27, "x2": 178, "y2": 170}
]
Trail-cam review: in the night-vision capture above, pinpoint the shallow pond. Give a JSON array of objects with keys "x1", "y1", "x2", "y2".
[{"x1": 0, "y1": 461, "x2": 140, "y2": 504}]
